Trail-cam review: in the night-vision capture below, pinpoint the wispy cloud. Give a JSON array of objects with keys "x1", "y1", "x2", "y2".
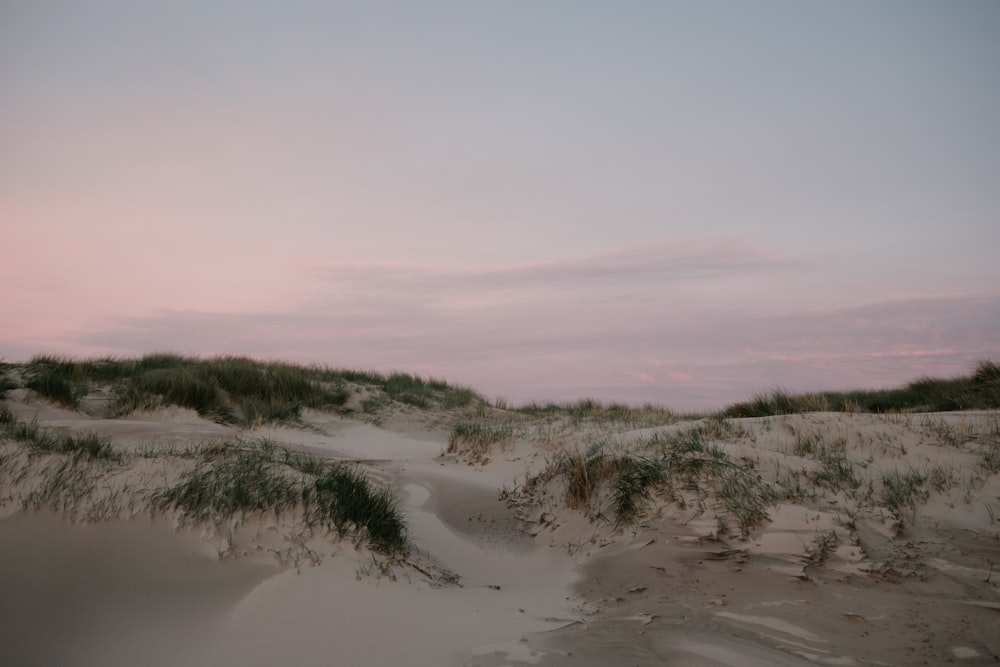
[{"x1": 311, "y1": 239, "x2": 798, "y2": 296}]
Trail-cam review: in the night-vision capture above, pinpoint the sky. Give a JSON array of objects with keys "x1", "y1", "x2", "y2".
[{"x1": 1, "y1": 1, "x2": 998, "y2": 410}]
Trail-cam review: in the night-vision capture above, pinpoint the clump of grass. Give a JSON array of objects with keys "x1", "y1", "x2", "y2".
[
  {"x1": 610, "y1": 454, "x2": 668, "y2": 522},
  {"x1": 813, "y1": 452, "x2": 860, "y2": 490},
  {"x1": 528, "y1": 430, "x2": 778, "y2": 537},
  {"x1": 0, "y1": 402, "x2": 16, "y2": 426},
  {"x1": 24, "y1": 355, "x2": 89, "y2": 408},
  {"x1": 725, "y1": 389, "x2": 829, "y2": 419},
  {"x1": 696, "y1": 414, "x2": 751, "y2": 440},
  {"x1": 981, "y1": 442, "x2": 1000, "y2": 474},
  {"x1": 153, "y1": 443, "x2": 302, "y2": 522},
  {"x1": 880, "y1": 468, "x2": 929, "y2": 518},
  {"x1": 0, "y1": 371, "x2": 18, "y2": 398},
  {"x1": 8, "y1": 354, "x2": 358, "y2": 426},
  {"x1": 448, "y1": 420, "x2": 515, "y2": 460},
  {"x1": 806, "y1": 530, "x2": 839, "y2": 564},
  {"x1": 382, "y1": 373, "x2": 436, "y2": 408},
  {"x1": 110, "y1": 355, "x2": 351, "y2": 425},
  {"x1": 515, "y1": 399, "x2": 676, "y2": 428},
  {"x1": 920, "y1": 416, "x2": 962, "y2": 447},
  {"x1": 113, "y1": 366, "x2": 234, "y2": 420},
  {"x1": 153, "y1": 441, "x2": 408, "y2": 556},
  {"x1": 1, "y1": 406, "x2": 408, "y2": 557},
  {"x1": 556, "y1": 444, "x2": 616, "y2": 511},
  {"x1": 308, "y1": 465, "x2": 408, "y2": 556},
  {"x1": 723, "y1": 360, "x2": 1000, "y2": 417},
  {"x1": 338, "y1": 369, "x2": 481, "y2": 410},
  {"x1": 21, "y1": 456, "x2": 101, "y2": 514},
  {"x1": 793, "y1": 431, "x2": 860, "y2": 490},
  {"x1": 928, "y1": 464, "x2": 959, "y2": 493},
  {"x1": 2, "y1": 415, "x2": 122, "y2": 463}
]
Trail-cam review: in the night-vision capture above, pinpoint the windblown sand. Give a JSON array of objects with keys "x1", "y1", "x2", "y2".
[{"x1": 1, "y1": 392, "x2": 998, "y2": 666}]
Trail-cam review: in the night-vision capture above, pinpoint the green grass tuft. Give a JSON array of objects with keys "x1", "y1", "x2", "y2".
[
  {"x1": 24, "y1": 355, "x2": 89, "y2": 408},
  {"x1": 448, "y1": 420, "x2": 515, "y2": 460},
  {"x1": 880, "y1": 468, "x2": 929, "y2": 517},
  {"x1": 723, "y1": 359, "x2": 1000, "y2": 417},
  {"x1": 529, "y1": 430, "x2": 777, "y2": 536},
  {"x1": 2, "y1": 415, "x2": 122, "y2": 463},
  {"x1": 152, "y1": 441, "x2": 408, "y2": 556}
]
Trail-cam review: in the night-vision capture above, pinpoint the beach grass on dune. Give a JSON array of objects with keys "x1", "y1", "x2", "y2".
[
  {"x1": 447, "y1": 419, "x2": 517, "y2": 460},
  {"x1": 522, "y1": 428, "x2": 779, "y2": 537},
  {"x1": 3, "y1": 352, "x2": 999, "y2": 546},
  {"x1": 0, "y1": 403, "x2": 121, "y2": 463},
  {"x1": 509, "y1": 405, "x2": 1000, "y2": 537},
  {"x1": 12, "y1": 353, "x2": 483, "y2": 426},
  {"x1": 153, "y1": 440, "x2": 408, "y2": 556},
  {"x1": 0, "y1": 408, "x2": 409, "y2": 557},
  {"x1": 6, "y1": 354, "x2": 998, "y2": 423},
  {"x1": 722, "y1": 359, "x2": 1000, "y2": 418},
  {"x1": 513, "y1": 398, "x2": 678, "y2": 427}
]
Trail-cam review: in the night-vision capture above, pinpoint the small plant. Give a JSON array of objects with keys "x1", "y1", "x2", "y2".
[
  {"x1": 610, "y1": 454, "x2": 667, "y2": 523},
  {"x1": 981, "y1": 441, "x2": 1000, "y2": 474},
  {"x1": 813, "y1": 452, "x2": 860, "y2": 490},
  {"x1": 928, "y1": 464, "x2": 959, "y2": 493},
  {"x1": 557, "y1": 444, "x2": 616, "y2": 511},
  {"x1": 806, "y1": 530, "x2": 839, "y2": 564},
  {"x1": 881, "y1": 468, "x2": 929, "y2": 518},
  {"x1": 448, "y1": 420, "x2": 515, "y2": 460}
]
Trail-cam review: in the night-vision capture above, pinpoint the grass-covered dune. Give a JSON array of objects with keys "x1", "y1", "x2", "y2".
[
  {"x1": 2, "y1": 354, "x2": 997, "y2": 426},
  {"x1": 0, "y1": 401, "x2": 408, "y2": 558},
  {"x1": 1, "y1": 353, "x2": 997, "y2": 563},
  {"x1": 3, "y1": 353, "x2": 999, "y2": 665},
  {"x1": 723, "y1": 359, "x2": 1000, "y2": 417},
  {"x1": 1, "y1": 353, "x2": 482, "y2": 427}
]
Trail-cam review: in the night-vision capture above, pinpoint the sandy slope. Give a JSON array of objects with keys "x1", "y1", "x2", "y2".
[{"x1": 1, "y1": 392, "x2": 999, "y2": 666}]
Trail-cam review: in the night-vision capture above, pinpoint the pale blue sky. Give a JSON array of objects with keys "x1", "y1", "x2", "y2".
[{"x1": 2, "y1": 1, "x2": 998, "y2": 409}]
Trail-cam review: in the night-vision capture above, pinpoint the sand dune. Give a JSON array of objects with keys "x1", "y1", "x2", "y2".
[{"x1": 2, "y1": 382, "x2": 999, "y2": 666}]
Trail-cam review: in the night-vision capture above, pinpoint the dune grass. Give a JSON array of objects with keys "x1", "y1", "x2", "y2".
[
  {"x1": 526, "y1": 430, "x2": 778, "y2": 537},
  {"x1": 335, "y1": 369, "x2": 480, "y2": 409},
  {"x1": 723, "y1": 359, "x2": 1000, "y2": 417},
  {"x1": 0, "y1": 408, "x2": 409, "y2": 558},
  {"x1": 513, "y1": 398, "x2": 678, "y2": 427},
  {"x1": 879, "y1": 468, "x2": 930, "y2": 518},
  {"x1": 12, "y1": 354, "x2": 998, "y2": 424},
  {"x1": 0, "y1": 403, "x2": 121, "y2": 463},
  {"x1": 447, "y1": 419, "x2": 516, "y2": 461},
  {"x1": 13, "y1": 353, "x2": 483, "y2": 426},
  {"x1": 153, "y1": 440, "x2": 408, "y2": 556}
]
